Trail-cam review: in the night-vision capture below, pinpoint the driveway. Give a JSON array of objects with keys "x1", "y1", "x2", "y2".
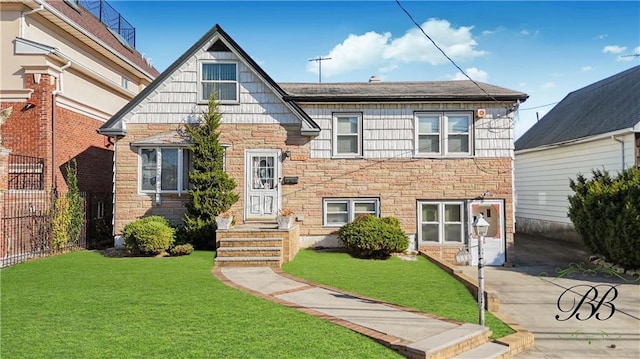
[{"x1": 460, "y1": 233, "x2": 640, "y2": 358}]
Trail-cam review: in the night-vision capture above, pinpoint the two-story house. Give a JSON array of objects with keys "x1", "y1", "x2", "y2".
[{"x1": 99, "y1": 25, "x2": 528, "y2": 266}]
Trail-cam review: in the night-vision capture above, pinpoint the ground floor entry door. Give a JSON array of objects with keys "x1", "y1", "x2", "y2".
[
  {"x1": 245, "y1": 150, "x2": 280, "y2": 221},
  {"x1": 467, "y1": 199, "x2": 506, "y2": 266}
]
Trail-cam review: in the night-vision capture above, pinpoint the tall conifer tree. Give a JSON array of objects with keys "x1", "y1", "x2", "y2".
[{"x1": 183, "y1": 94, "x2": 238, "y2": 248}]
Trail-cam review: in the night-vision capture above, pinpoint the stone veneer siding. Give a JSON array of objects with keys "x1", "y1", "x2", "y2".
[{"x1": 115, "y1": 123, "x2": 514, "y2": 260}]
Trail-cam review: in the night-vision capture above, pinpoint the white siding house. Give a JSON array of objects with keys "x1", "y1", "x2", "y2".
[{"x1": 515, "y1": 65, "x2": 640, "y2": 241}]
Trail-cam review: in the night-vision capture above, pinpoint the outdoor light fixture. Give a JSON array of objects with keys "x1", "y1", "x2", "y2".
[
  {"x1": 21, "y1": 100, "x2": 37, "y2": 112},
  {"x1": 283, "y1": 149, "x2": 291, "y2": 160},
  {"x1": 472, "y1": 213, "x2": 490, "y2": 327}
]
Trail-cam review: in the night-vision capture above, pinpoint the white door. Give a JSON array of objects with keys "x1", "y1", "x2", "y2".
[
  {"x1": 467, "y1": 199, "x2": 506, "y2": 266},
  {"x1": 245, "y1": 150, "x2": 280, "y2": 220}
]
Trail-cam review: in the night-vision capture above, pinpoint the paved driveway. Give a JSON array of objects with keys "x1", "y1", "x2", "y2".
[{"x1": 460, "y1": 233, "x2": 640, "y2": 358}]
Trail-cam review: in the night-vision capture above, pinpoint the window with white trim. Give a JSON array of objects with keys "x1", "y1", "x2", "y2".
[
  {"x1": 333, "y1": 113, "x2": 362, "y2": 157},
  {"x1": 200, "y1": 62, "x2": 238, "y2": 103},
  {"x1": 139, "y1": 148, "x2": 191, "y2": 193},
  {"x1": 418, "y1": 201, "x2": 464, "y2": 243},
  {"x1": 323, "y1": 198, "x2": 379, "y2": 226},
  {"x1": 415, "y1": 112, "x2": 472, "y2": 156}
]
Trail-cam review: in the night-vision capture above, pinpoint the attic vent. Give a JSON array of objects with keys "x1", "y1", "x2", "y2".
[
  {"x1": 207, "y1": 40, "x2": 231, "y2": 52},
  {"x1": 369, "y1": 75, "x2": 380, "y2": 83}
]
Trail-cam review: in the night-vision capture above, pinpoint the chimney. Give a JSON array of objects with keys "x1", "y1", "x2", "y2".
[{"x1": 369, "y1": 75, "x2": 380, "y2": 83}]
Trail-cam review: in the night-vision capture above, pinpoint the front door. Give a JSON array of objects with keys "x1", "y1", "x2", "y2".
[
  {"x1": 467, "y1": 199, "x2": 506, "y2": 266},
  {"x1": 245, "y1": 150, "x2": 280, "y2": 220}
]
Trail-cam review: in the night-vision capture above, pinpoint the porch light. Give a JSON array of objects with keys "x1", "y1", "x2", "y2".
[{"x1": 472, "y1": 212, "x2": 490, "y2": 327}]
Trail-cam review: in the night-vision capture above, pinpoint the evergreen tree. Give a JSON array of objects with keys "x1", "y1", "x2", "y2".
[{"x1": 183, "y1": 93, "x2": 238, "y2": 248}]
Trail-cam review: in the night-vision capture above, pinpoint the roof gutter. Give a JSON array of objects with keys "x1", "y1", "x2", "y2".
[
  {"x1": 21, "y1": 0, "x2": 44, "y2": 38},
  {"x1": 515, "y1": 127, "x2": 635, "y2": 154}
]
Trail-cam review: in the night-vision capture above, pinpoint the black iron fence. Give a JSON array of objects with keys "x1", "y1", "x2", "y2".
[
  {"x1": 79, "y1": 0, "x2": 136, "y2": 48},
  {"x1": 8, "y1": 154, "x2": 44, "y2": 190},
  {"x1": 1, "y1": 190, "x2": 88, "y2": 268}
]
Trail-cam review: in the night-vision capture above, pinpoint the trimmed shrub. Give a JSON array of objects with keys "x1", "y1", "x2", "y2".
[
  {"x1": 123, "y1": 216, "x2": 175, "y2": 255},
  {"x1": 170, "y1": 244, "x2": 194, "y2": 256},
  {"x1": 338, "y1": 215, "x2": 409, "y2": 259},
  {"x1": 568, "y1": 167, "x2": 640, "y2": 268}
]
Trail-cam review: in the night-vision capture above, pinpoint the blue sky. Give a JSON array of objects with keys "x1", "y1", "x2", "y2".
[{"x1": 112, "y1": 1, "x2": 640, "y2": 139}]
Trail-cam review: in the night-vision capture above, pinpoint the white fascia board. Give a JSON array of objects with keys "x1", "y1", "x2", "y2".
[{"x1": 515, "y1": 128, "x2": 635, "y2": 155}]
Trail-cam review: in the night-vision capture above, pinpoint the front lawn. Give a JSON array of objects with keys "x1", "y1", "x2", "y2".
[
  {"x1": 283, "y1": 250, "x2": 514, "y2": 338},
  {"x1": 1, "y1": 251, "x2": 400, "y2": 358}
]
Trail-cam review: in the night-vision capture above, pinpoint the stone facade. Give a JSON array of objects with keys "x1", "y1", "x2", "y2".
[{"x1": 115, "y1": 121, "x2": 515, "y2": 261}]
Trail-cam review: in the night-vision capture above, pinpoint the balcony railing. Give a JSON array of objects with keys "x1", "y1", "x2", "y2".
[{"x1": 78, "y1": 0, "x2": 136, "y2": 48}]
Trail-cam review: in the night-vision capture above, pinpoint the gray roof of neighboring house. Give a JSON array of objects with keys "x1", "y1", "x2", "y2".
[
  {"x1": 280, "y1": 81, "x2": 528, "y2": 102},
  {"x1": 515, "y1": 65, "x2": 640, "y2": 151}
]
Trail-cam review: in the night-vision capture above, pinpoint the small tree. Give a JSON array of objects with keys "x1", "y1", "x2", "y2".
[
  {"x1": 182, "y1": 93, "x2": 238, "y2": 249},
  {"x1": 51, "y1": 159, "x2": 84, "y2": 249}
]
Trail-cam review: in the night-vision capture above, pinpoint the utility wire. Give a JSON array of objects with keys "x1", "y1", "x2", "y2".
[
  {"x1": 518, "y1": 101, "x2": 559, "y2": 111},
  {"x1": 395, "y1": 0, "x2": 501, "y2": 104}
]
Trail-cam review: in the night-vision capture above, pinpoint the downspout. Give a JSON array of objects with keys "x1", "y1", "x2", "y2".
[
  {"x1": 20, "y1": 0, "x2": 44, "y2": 38},
  {"x1": 611, "y1": 135, "x2": 625, "y2": 171},
  {"x1": 51, "y1": 60, "x2": 72, "y2": 192}
]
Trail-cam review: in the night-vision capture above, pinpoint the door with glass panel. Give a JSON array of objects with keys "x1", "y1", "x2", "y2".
[
  {"x1": 245, "y1": 150, "x2": 280, "y2": 220},
  {"x1": 467, "y1": 199, "x2": 505, "y2": 266}
]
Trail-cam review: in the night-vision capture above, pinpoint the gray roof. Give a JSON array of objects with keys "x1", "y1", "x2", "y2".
[
  {"x1": 515, "y1": 65, "x2": 640, "y2": 151},
  {"x1": 280, "y1": 81, "x2": 528, "y2": 102}
]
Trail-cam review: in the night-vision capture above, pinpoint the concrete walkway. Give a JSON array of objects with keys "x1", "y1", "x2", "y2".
[
  {"x1": 459, "y1": 234, "x2": 640, "y2": 359},
  {"x1": 214, "y1": 266, "x2": 511, "y2": 358}
]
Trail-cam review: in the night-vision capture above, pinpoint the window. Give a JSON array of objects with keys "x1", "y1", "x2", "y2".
[
  {"x1": 200, "y1": 62, "x2": 238, "y2": 103},
  {"x1": 324, "y1": 198, "x2": 379, "y2": 226},
  {"x1": 415, "y1": 112, "x2": 472, "y2": 156},
  {"x1": 139, "y1": 148, "x2": 191, "y2": 193},
  {"x1": 418, "y1": 202, "x2": 464, "y2": 243},
  {"x1": 333, "y1": 113, "x2": 362, "y2": 157},
  {"x1": 96, "y1": 201, "x2": 105, "y2": 219}
]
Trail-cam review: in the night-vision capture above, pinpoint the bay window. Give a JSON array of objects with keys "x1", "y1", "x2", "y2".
[{"x1": 139, "y1": 148, "x2": 191, "y2": 193}]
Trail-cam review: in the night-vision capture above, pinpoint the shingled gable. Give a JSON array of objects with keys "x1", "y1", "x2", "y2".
[
  {"x1": 515, "y1": 65, "x2": 640, "y2": 151},
  {"x1": 98, "y1": 24, "x2": 320, "y2": 137}
]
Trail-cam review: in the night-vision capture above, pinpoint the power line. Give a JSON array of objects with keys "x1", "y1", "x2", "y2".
[
  {"x1": 518, "y1": 101, "x2": 559, "y2": 111},
  {"x1": 394, "y1": 0, "x2": 501, "y2": 104}
]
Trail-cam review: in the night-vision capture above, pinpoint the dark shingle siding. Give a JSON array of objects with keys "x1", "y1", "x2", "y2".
[{"x1": 515, "y1": 65, "x2": 640, "y2": 151}]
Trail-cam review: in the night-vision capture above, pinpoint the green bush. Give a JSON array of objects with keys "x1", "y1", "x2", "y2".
[
  {"x1": 170, "y1": 243, "x2": 194, "y2": 256},
  {"x1": 568, "y1": 167, "x2": 640, "y2": 268},
  {"x1": 123, "y1": 216, "x2": 175, "y2": 255},
  {"x1": 338, "y1": 215, "x2": 409, "y2": 259}
]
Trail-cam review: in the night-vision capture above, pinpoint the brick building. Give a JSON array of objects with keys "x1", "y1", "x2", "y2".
[{"x1": 1, "y1": 0, "x2": 158, "y2": 256}]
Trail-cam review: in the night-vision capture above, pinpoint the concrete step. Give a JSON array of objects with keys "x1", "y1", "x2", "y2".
[
  {"x1": 214, "y1": 256, "x2": 282, "y2": 268},
  {"x1": 406, "y1": 323, "x2": 490, "y2": 359},
  {"x1": 216, "y1": 247, "x2": 282, "y2": 258},
  {"x1": 452, "y1": 342, "x2": 510, "y2": 359},
  {"x1": 219, "y1": 237, "x2": 283, "y2": 248}
]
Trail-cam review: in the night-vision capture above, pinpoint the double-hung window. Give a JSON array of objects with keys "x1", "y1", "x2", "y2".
[
  {"x1": 333, "y1": 113, "x2": 362, "y2": 157},
  {"x1": 418, "y1": 201, "x2": 464, "y2": 243},
  {"x1": 324, "y1": 198, "x2": 379, "y2": 226},
  {"x1": 200, "y1": 62, "x2": 238, "y2": 103},
  {"x1": 415, "y1": 112, "x2": 472, "y2": 156},
  {"x1": 139, "y1": 148, "x2": 191, "y2": 193}
]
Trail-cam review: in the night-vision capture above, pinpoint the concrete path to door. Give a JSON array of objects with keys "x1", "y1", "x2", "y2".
[{"x1": 460, "y1": 233, "x2": 640, "y2": 359}]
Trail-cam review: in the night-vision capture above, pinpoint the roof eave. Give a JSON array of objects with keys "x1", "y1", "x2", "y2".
[{"x1": 283, "y1": 95, "x2": 528, "y2": 103}]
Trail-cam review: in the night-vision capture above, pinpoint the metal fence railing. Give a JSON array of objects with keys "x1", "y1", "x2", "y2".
[
  {"x1": 1, "y1": 191, "x2": 88, "y2": 268},
  {"x1": 79, "y1": 0, "x2": 136, "y2": 48},
  {"x1": 8, "y1": 154, "x2": 44, "y2": 190}
]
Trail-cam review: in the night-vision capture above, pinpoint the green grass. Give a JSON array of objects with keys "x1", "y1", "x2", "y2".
[
  {"x1": 283, "y1": 250, "x2": 514, "y2": 339},
  {"x1": 1, "y1": 251, "x2": 400, "y2": 359}
]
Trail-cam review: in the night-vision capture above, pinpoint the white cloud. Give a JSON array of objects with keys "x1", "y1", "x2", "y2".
[
  {"x1": 581, "y1": 66, "x2": 592, "y2": 72},
  {"x1": 452, "y1": 67, "x2": 488, "y2": 82},
  {"x1": 520, "y1": 29, "x2": 530, "y2": 36},
  {"x1": 594, "y1": 34, "x2": 608, "y2": 40},
  {"x1": 482, "y1": 27, "x2": 504, "y2": 36},
  {"x1": 542, "y1": 82, "x2": 556, "y2": 89},
  {"x1": 602, "y1": 45, "x2": 627, "y2": 54},
  {"x1": 306, "y1": 18, "x2": 486, "y2": 78}
]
